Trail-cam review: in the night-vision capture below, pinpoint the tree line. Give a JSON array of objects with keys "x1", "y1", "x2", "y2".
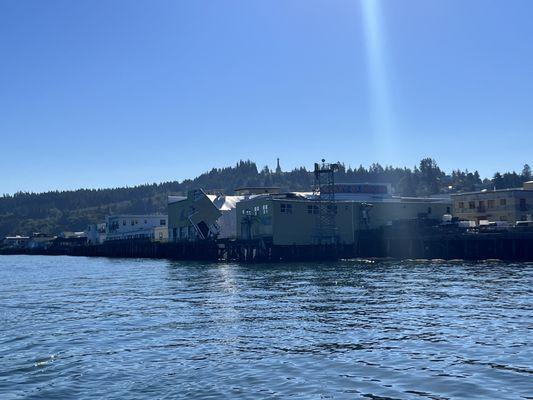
[{"x1": 0, "y1": 159, "x2": 531, "y2": 237}]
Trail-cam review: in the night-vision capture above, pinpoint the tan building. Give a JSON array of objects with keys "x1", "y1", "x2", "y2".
[
  {"x1": 452, "y1": 181, "x2": 533, "y2": 224},
  {"x1": 153, "y1": 226, "x2": 169, "y2": 242},
  {"x1": 236, "y1": 184, "x2": 451, "y2": 246}
]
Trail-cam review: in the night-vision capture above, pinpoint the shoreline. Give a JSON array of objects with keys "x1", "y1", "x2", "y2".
[{"x1": 2, "y1": 228, "x2": 533, "y2": 262}]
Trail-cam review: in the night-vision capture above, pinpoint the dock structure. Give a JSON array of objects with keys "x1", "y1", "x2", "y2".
[
  {"x1": 71, "y1": 239, "x2": 219, "y2": 260},
  {"x1": 359, "y1": 226, "x2": 533, "y2": 261},
  {"x1": 2, "y1": 227, "x2": 533, "y2": 262}
]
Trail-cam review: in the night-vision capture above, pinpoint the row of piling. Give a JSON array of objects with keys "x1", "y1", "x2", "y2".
[{"x1": 2, "y1": 229, "x2": 532, "y2": 262}]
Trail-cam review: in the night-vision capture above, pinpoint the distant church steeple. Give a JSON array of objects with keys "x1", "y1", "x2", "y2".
[{"x1": 275, "y1": 158, "x2": 282, "y2": 174}]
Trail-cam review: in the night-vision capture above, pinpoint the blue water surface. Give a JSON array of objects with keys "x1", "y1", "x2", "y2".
[{"x1": 0, "y1": 255, "x2": 531, "y2": 399}]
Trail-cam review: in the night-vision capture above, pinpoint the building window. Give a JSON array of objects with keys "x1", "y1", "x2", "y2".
[
  {"x1": 427, "y1": 207, "x2": 432, "y2": 214},
  {"x1": 144, "y1": 219, "x2": 148, "y2": 224},
  {"x1": 457, "y1": 201, "x2": 464, "y2": 209},
  {"x1": 500, "y1": 199, "x2": 507, "y2": 206},
  {"x1": 488, "y1": 200, "x2": 495, "y2": 208},
  {"x1": 254, "y1": 206, "x2": 260, "y2": 215},
  {"x1": 469, "y1": 201, "x2": 475, "y2": 209},
  {"x1": 160, "y1": 219, "x2": 166, "y2": 226},
  {"x1": 280, "y1": 203, "x2": 292, "y2": 214},
  {"x1": 307, "y1": 205, "x2": 320, "y2": 214},
  {"x1": 123, "y1": 220, "x2": 126, "y2": 226},
  {"x1": 446, "y1": 206, "x2": 451, "y2": 214},
  {"x1": 131, "y1": 220, "x2": 135, "y2": 226},
  {"x1": 262, "y1": 204, "x2": 269, "y2": 214}
]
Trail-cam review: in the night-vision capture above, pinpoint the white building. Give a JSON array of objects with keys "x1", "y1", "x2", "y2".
[
  {"x1": 85, "y1": 223, "x2": 107, "y2": 245},
  {"x1": 211, "y1": 195, "x2": 247, "y2": 239},
  {"x1": 105, "y1": 214, "x2": 168, "y2": 241},
  {"x1": 2, "y1": 235, "x2": 30, "y2": 249}
]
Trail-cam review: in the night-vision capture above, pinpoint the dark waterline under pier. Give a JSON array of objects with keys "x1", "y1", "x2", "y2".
[{"x1": 2, "y1": 228, "x2": 532, "y2": 262}]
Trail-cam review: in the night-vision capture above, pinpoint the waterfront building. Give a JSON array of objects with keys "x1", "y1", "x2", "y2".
[
  {"x1": 27, "y1": 233, "x2": 57, "y2": 250},
  {"x1": 1, "y1": 235, "x2": 30, "y2": 249},
  {"x1": 85, "y1": 223, "x2": 107, "y2": 245},
  {"x1": 235, "y1": 183, "x2": 451, "y2": 246},
  {"x1": 451, "y1": 181, "x2": 533, "y2": 224},
  {"x1": 60, "y1": 231, "x2": 87, "y2": 239},
  {"x1": 105, "y1": 214, "x2": 168, "y2": 241},
  {"x1": 167, "y1": 190, "x2": 251, "y2": 242},
  {"x1": 53, "y1": 235, "x2": 88, "y2": 248},
  {"x1": 153, "y1": 225, "x2": 169, "y2": 242}
]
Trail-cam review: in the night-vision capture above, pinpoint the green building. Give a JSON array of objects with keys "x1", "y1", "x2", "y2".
[
  {"x1": 168, "y1": 187, "x2": 283, "y2": 242},
  {"x1": 168, "y1": 190, "x2": 222, "y2": 241},
  {"x1": 236, "y1": 184, "x2": 451, "y2": 246}
]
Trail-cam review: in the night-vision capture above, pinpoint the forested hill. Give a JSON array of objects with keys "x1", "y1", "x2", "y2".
[{"x1": 1, "y1": 159, "x2": 531, "y2": 237}]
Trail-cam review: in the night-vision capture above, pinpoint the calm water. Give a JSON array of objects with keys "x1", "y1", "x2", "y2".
[{"x1": 0, "y1": 256, "x2": 531, "y2": 399}]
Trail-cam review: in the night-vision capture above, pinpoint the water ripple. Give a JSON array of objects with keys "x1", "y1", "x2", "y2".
[{"x1": 0, "y1": 256, "x2": 532, "y2": 399}]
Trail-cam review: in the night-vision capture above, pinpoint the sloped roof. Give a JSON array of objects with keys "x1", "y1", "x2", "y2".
[{"x1": 212, "y1": 195, "x2": 248, "y2": 211}]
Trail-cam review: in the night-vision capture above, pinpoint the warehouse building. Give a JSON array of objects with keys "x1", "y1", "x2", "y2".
[{"x1": 235, "y1": 183, "x2": 451, "y2": 246}]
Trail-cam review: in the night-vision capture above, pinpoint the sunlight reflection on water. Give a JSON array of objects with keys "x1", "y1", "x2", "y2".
[{"x1": 0, "y1": 256, "x2": 531, "y2": 399}]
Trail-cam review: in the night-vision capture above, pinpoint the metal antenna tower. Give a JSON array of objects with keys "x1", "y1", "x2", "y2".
[{"x1": 313, "y1": 159, "x2": 339, "y2": 244}]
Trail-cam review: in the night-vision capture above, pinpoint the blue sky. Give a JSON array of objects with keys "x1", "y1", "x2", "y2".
[{"x1": 1, "y1": 0, "x2": 532, "y2": 194}]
